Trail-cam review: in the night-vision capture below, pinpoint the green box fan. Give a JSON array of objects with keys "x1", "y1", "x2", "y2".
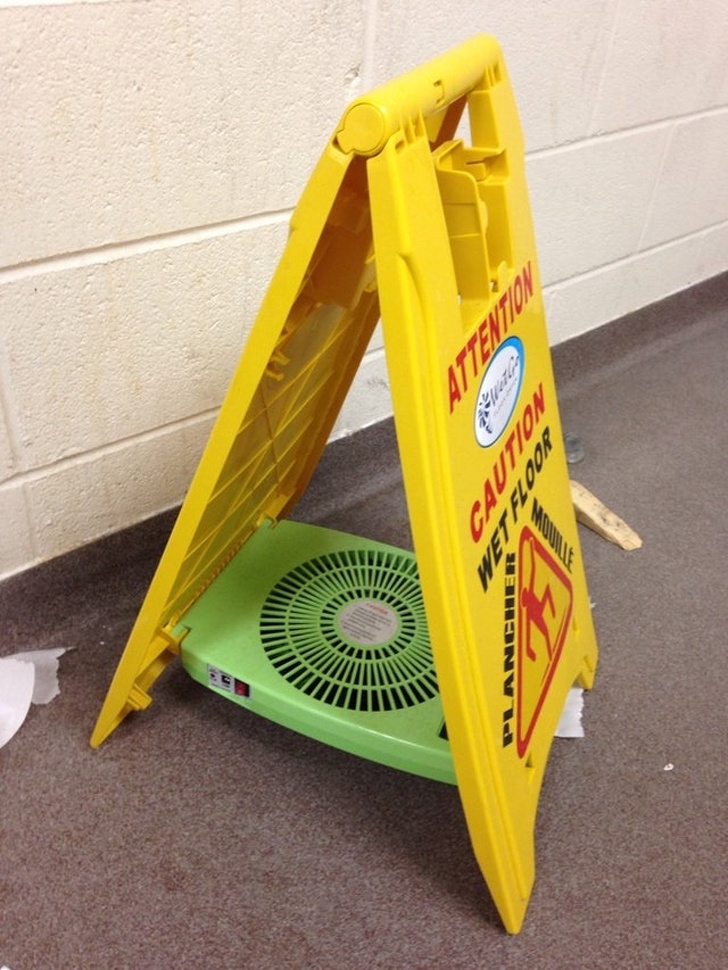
[{"x1": 175, "y1": 519, "x2": 455, "y2": 784}]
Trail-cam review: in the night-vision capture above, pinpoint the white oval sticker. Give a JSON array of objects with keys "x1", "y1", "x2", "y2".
[{"x1": 474, "y1": 336, "x2": 524, "y2": 447}]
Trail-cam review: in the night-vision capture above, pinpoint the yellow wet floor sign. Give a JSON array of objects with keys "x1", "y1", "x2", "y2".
[{"x1": 91, "y1": 35, "x2": 598, "y2": 933}]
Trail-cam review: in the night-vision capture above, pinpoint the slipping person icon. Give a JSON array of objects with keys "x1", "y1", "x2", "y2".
[{"x1": 520, "y1": 536, "x2": 556, "y2": 663}]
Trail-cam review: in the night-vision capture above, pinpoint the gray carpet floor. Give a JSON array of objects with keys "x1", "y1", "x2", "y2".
[{"x1": 2, "y1": 272, "x2": 727, "y2": 969}]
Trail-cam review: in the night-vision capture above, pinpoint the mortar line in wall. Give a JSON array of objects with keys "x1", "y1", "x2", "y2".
[
  {"x1": 636, "y1": 125, "x2": 675, "y2": 252},
  {"x1": 0, "y1": 328, "x2": 41, "y2": 557},
  {"x1": 528, "y1": 103, "x2": 728, "y2": 162},
  {"x1": 0, "y1": 406, "x2": 221, "y2": 492},
  {"x1": 542, "y1": 216, "x2": 728, "y2": 294},
  {"x1": 585, "y1": 0, "x2": 622, "y2": 139},
  {"x1": 0, "y1": 334, "x2": 25, "y2": 470},
  {"x1": 0, "y1": 0, "x2": 117, "y2": 6},
  {"x1": 0, "y1": 207, "x2": 293, "y2": 285},
  {"x1": 360, "y1": 0, "x2": 378, "y2": 89}
]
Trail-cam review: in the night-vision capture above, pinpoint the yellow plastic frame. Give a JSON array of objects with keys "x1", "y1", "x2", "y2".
[{"x1": 91, "y1": 36, "x2": 598, "y2": 934}]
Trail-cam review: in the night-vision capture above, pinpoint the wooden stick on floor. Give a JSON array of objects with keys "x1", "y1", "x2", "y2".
[{"x1": 570, "y1": 480, "x2": 642, "y2": 551}]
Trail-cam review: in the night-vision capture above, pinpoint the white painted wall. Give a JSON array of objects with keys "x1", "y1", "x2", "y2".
[{"x1": 1, "y1": 0, "x2": 727, "y2": 579}]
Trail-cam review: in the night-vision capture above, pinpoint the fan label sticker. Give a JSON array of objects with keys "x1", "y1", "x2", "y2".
[{"x1": 337, "y1": 600, "x2": 399, "y2": 646}]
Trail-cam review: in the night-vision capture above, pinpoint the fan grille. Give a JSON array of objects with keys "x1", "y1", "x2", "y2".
[{"x1": 260, "y1": 548, "x2": 437, "y2": 712}]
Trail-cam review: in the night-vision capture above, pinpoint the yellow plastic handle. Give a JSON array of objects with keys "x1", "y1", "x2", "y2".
[{"x1": 335, "y1": 34, "x2": 502, "y2": 156}]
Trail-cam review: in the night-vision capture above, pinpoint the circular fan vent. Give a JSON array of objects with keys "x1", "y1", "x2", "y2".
[{"x1": 260, "y1": 548, "x2": 437, "y2": 712}]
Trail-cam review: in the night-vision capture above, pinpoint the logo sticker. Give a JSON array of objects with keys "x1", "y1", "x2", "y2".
[{"x1": 474, "y1": 336, "x2": 524, "y2": 447}]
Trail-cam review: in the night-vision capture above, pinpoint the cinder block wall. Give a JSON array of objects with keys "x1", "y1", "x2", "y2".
[{"x1": 2, "y1": 0, "x2": 727, "y2": 580}]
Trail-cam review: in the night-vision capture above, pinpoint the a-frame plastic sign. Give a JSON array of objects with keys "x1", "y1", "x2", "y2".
[{"x1": 91, "y1": 35, "x2": 598, "y2": 934}]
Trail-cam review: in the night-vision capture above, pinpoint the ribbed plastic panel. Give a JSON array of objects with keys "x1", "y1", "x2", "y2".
[{"x1": 260, "y1": 548, "x2": 437, "y2": 712}]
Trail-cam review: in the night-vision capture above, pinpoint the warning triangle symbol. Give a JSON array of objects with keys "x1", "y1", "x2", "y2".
[{"x1": 516, "y1": 526, "x2": 574, "y2": 758}]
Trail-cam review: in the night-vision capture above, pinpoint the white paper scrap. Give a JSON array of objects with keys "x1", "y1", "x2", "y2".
[
  {"x1": 0, "y1": 647, "x2": 68, "y2": 748},
  {"x1": 554, "y1": 686, "x2": 585, "y2": 738},
  {"x1": 0, "y1": 657, "x2": 35, "y2": 748},
  {"x1": 13, "y1": 647, "x2": 67, "y2": 704}
]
